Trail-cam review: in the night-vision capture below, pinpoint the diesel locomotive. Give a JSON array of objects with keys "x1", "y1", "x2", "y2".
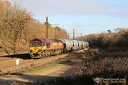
[{"x1": 29, "y1": 38, "x2": 89, "y2": 58}]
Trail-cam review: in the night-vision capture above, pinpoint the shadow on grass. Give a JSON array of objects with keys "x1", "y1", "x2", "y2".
[{"x1": 46, "y1": 71, "x2": 127, "y2": 85}]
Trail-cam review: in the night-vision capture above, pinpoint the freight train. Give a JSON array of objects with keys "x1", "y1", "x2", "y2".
[{"x1": 29, "y1": 38, "x2": 89, "y2": 58}]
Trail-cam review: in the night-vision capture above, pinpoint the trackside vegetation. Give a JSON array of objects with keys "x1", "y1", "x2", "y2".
[{"x1": 0, "y1": 1, "x2": 68, "y2": 55}]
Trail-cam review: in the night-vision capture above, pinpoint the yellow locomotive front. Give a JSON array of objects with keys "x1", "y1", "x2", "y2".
[{"x1": 30, "y1": 38, "x2": 43, "y2": 58}]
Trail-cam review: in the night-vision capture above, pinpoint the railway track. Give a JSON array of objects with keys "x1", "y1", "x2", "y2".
[{"x1": 0, "y1": 53, "x2": 68, "y2": 74}]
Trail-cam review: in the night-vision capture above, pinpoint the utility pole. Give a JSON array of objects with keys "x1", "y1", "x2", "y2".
[
  {"x1": 73, "y1": 29, "x2": 75, "y2": 39},
  {"x1": 81, "y1": 33, "x2": 83, "y2": 40},
  {"x1": 45, "y1": 17, "x2": 49, "y2": 39}
]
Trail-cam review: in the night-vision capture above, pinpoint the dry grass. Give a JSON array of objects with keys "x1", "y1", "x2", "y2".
[{"x1": 47, "y1": 51, "x2": 128, "y2": 85}]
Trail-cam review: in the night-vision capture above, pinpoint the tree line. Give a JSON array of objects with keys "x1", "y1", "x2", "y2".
[
  {"x1": 83, "y1": 28, "x2": 128, "y2": 50},
  {"x1": 0, "y1": 0, "x2": 68, "y2": 55}
]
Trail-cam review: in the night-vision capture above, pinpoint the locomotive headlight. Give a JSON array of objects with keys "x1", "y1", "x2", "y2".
[{"x1": 43, "y1": 46, "x2": 46, "y2": 49}]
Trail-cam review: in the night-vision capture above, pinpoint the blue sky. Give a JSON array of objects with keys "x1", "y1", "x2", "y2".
[{"x1": 9, "y1": 0, "x2": 128, "y2": 37}]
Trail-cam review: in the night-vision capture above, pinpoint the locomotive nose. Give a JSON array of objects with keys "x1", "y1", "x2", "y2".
[
  {"x1": 34, "y1": 47, "x2": 38, "y2": 51},
  {"x1": 33, "y1": 47, "x2": 39, "y2": 53}
]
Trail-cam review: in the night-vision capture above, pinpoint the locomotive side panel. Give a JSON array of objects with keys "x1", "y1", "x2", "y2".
[
  {"x1": 52, "y1": 39, "x2": 64, "y2": 54},
  {"x1": 52, "y1": 39, "x2": 63, "y2": 50}
]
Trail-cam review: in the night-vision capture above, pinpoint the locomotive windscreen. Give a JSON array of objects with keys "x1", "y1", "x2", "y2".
[{"x1": 30, "y1": 41, "x2": 42, "y2": 46}]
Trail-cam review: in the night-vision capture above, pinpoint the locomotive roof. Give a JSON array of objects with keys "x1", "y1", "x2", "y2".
[{"x1": 30, "y1": 38, "x2": 62, "y2": 43}]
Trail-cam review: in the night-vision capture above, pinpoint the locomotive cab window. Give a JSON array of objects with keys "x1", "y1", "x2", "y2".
[{"x1": 30, "y1": 41, "x2": 42, "y2": 46}]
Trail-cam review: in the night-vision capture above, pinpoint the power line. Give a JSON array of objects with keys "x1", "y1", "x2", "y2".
[{"x1": 56, "y1": 24, "x2": 100, "y2": 27}]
